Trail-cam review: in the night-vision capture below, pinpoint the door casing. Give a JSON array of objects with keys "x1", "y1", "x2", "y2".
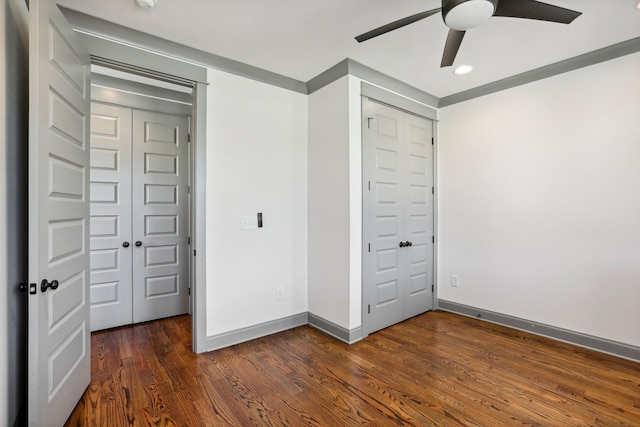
[
  {"x1": 89, "y1": 79, "x2": 193, "y2": 330},
  {"x1": 73, "y1": 36, "x2": 209, "y2": 353},
  {"x1": 360, "y1": 83, "x2": 439, "y2": 338}
]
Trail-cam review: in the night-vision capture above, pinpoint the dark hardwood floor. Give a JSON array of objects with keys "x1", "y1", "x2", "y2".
[{"x1": 65, "y1": 311, "x2": 640, "y2": 426}]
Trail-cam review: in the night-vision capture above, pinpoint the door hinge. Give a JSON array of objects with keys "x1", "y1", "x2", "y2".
[
  {"x1": 188, "y1": 236, "x2": 191, "y2": 245},
  {"x1": 188, "y1": 287, "x2": 191, "y2": 295},
  {"x1": 432, "y1": 236, "x2": 435, "y2": 244},
  {"x1": 368, "y1": 243, "x2": 371, "y2": 253},
  {"x1": 193, "y1": 250, "x2": 196, "y2": 256},
  {"x1": 368, "y1": 181, "x2": 371, "y2": 191},
  {"x1": 187, "y1": 186, "x2": 191, "y2": 194},
  {"x1": 432, "y1": 284, "x2": 434, "y2": 293},
  {"x1": 187, "y1": 133, "x2": 191, "y2": 142},
  {"x1": 367, "y1": 117, "x2": 373, "y2": 129},
  {"x1": 368, "y1": 304, "x2": 371, "y2": 314},
  {"x1": 431, "y1": 137, "x2": 434, "y2": 145},
  {"x1": 432, "y1": 187, "x2": 434, "y2": 195}
]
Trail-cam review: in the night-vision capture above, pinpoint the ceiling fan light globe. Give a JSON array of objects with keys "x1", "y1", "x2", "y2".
[
  {"x1": 136, "y1": 0, "x2": 157, "y2": 9},
  {"x1": 443, "y1": 0, "x2": 497, "y2": 30}
]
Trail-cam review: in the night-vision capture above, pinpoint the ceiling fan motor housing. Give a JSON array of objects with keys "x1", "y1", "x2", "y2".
[{"x1": 442, "y1": 0, "x2": 499, "y2": 30}]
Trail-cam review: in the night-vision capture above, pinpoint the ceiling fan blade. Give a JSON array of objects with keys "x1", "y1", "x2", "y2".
[
  {"x1": 355, "y1": 8, "x2": 441, "y2": 43},
  {"x1": 494, "y1": 0, "x2": 582, "y2": 24},
  {"x1": 441, "y1": 29, "x2": 466, "y2": 67}
]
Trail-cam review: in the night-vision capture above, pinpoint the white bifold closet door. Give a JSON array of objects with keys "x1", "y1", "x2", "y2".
[{"x1": 89, "y1": 102, "x2": 189, "y2": 331}]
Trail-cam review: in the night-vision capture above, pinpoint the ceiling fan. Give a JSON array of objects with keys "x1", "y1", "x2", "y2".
[{"x1": 355, "y1": 0, "x2": 582, "y2": 67}]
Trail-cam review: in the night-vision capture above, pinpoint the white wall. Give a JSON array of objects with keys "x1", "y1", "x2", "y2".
[
  {"x1": 308, "y1": 76, "x2": 352, "y2": 328},
  {"x1": 205, "y1": 69, "x2": 308, "y2": 336},
  {"x1": 438, "y1": 53, "x2": 640, "y2": 347}
]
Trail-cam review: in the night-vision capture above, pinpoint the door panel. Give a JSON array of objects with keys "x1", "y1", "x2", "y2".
[
  {"x1": 89, "y1": 102, "x2": 133, "y2": 331},
  {"x1": 403, "y1": 112, "x2": 434, "y2": 318},
  {"x1": 363, "y1": 99, "x2": 434, "y2": 334},
  {"x1": 364, "y1": 103, "x2": 405, "y2": 333},
  {"x1": 132, "y1": 110, "x2": 189, "y2": 323},
  {"x1": 28, "y1": 1, "x2": 91, "y2": 425}
]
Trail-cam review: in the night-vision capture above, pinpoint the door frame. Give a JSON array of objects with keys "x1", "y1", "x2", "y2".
[
  {"x1": 66, "y1": 23, "x2": 209, "y2": 352},
  {"x1": 360, "y1": 82, "x2": 438, "y2": 338},
  {"x1": 90, "y1": 74, "x2": 194, "y2": 328}
]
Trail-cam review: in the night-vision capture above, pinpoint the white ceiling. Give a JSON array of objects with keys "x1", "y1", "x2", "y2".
[{"x1": 57, "y1": 0, "x2": 640, "y2": 97}]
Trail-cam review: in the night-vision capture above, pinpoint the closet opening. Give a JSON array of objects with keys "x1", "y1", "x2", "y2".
[{"x1": 88, "y1": 65, "x2": 195, "y2": 334}]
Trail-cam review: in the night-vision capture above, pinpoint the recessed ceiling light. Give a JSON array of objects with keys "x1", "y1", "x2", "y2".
[
  {"x1": 636, "y1": 0, "x2": 640, "y2": 10},
  {"x1": 454, "y1": 65, "x2": 473, "y2": 75}
]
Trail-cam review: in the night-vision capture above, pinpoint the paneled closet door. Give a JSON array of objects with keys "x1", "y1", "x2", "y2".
[
  {"x1": 131, "y1": 109, "x2": 190, "y2": 323},
  {"x1": 363, "y1": 102, "x2": 406, "y2": 333},
  {"x1": 402, "y1": 112, "x2": 434, "y2": 319},
  {"x1": 363, "y1": 98, "x2": 435, "y2": 335},
  {"x1": 89, "y1": 102, "x2": 134, "y2": 331}
]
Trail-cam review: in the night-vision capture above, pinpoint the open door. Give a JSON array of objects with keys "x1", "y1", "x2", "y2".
[{"x1": 27, "y1": 1, "x2": 91, "y2": 425}]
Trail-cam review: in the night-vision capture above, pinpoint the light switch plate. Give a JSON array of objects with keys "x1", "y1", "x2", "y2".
[{"x1": 241, "y1": 215, "x2": 258, "y2": 230}]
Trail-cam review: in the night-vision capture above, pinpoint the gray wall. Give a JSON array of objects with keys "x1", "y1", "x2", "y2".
[{"x1": 1, "y1": 0, "x2": 28, "y2": 425}]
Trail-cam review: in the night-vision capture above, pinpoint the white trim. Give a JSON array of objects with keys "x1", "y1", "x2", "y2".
[
  {"x1": 191, "y1": 82, "x2": 207, "y2": 353},
  {"x1": 361, "y1": 82, "x2": 438, "y2": 121},
  {"x1": 91, "y1": 77, "x2": 192, "y2": 116},
  {"x1": 79, "y1": 38, "x2": 208, "y2": 354},
  {"x1": 432, "y1": 118, "x2": 439, "y2": 311},
  {"x1": 91, "y1": 73, "x2": 192, "y2": 105}
]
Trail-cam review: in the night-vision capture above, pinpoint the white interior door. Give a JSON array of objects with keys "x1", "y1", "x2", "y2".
[
  {"x1": 363, "y1": 99, "x2": 434, "y2": 334},
  {"x1": 28, "y1": 1, "x2": 91, "y2": 425},
  {"x1": 363, "y1": 102, "x2": 406, "y2": 333},
  {"x1": 132, "y1": 109, "x2": 190, "y2": 323},
  {"x1": 89, "y1": 102, "x2": 133, "y2": 330},
  {"x1": 402, "y1": 112, "x2": 435, "y2": 318}
]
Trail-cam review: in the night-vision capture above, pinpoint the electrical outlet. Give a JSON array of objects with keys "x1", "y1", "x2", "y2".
[
  {"x1": 450, "y1": 275, "x2": 460, "y2": 287},
  {"x1": 276, "y1": 287, "x2": 284, "y2": 300}
]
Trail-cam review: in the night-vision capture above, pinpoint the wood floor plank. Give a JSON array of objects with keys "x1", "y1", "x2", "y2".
[{"x1": 65, "y1": 311, "x2": 640, "y2": 426}]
